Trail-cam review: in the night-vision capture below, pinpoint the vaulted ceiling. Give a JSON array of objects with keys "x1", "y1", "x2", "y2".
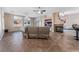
[{"x1": 3, "y1": 7, "x2": 79, "y2": 17}]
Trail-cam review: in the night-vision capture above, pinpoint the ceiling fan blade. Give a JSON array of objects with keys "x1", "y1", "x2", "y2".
[
  {"x1": 42, "y1": 10, "x2": 46, "y2": 12},
  {"x1": 33, "y1": 10, "x2": 39, "y2": 12}
]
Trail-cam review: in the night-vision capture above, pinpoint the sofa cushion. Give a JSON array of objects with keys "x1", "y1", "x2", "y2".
[
  {"x1": 38, "y1": 27, "x2": 50, "y2": 34},
  {"x1": 38, "y1": 34, "x2": 49, "y2": 39},
  {"x1": 28, "y1": 34, "x2": 38, "y2": 38},
  {"x1": 28, "y1": 27, "x2": 38, "y2": 34}
]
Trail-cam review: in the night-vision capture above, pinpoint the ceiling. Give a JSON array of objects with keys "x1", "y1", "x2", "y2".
[{"x1": 3, "y1": 7, "x2": 79, "y2": 17}]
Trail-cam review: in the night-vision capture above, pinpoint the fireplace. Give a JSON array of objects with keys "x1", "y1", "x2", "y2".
[{"x1": 54, "y1": 24, "x2": 63, "y2": 33}]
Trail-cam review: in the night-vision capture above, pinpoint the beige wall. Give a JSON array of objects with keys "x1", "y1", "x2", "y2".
[
  {"x1": 4, "y1": 13, "x2": 14, "y2": 31},
  {"x1": 53, "y1": 12, "x2": 64, "y2": 24},
  {"x1": 4, "y1": 13, "x2": 25, "y2": 32}
]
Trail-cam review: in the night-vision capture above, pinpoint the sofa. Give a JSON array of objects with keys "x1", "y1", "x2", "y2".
[{"x1": 24, "y1": 27, "x2": 50, "y2": 39}]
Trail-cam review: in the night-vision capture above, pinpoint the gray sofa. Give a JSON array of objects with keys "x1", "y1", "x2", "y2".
[{"x1": 24, "y1": 27, "x2": 50, "y2": 39}]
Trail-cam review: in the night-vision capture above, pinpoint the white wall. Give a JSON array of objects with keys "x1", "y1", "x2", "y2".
[
  {"x1": 0, "y1": 8, "x2": 4, "y2": 40},
  {"x1": 64, "y1": 14, "x2": 79, "y2": 28},
  {"x1": 63, "y1": 14, "x2": 79, "y2": 36}
]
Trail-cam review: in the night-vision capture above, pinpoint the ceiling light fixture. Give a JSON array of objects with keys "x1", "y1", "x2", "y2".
[{"x1": 33, "y1": 7, "x2": 46, "y2": 14}]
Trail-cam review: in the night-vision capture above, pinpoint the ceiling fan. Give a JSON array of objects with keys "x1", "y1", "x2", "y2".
[{"x1": 33, "y1": 7, "x2": 46, "y2": 14}]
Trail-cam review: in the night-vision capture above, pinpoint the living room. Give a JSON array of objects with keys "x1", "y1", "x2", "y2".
[{"x1": 0, "y1": 7, "x2": 79, "y2": 51}]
